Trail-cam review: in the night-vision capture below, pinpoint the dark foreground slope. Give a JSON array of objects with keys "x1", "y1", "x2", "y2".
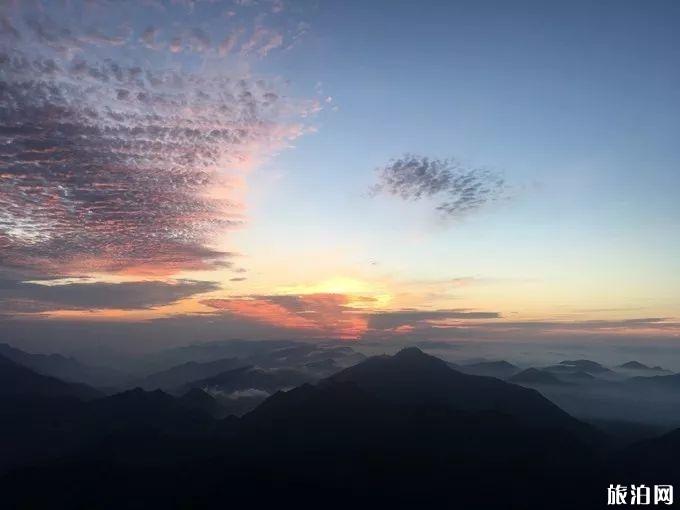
[
  {"x1": 0, "y1": 348, "x2": 665, "y2": 509},
  {"x1": 0, "y1": 354, "x2": 101, "y2": 400}
]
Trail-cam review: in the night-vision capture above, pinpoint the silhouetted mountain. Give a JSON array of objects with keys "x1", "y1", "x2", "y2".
[
  {"x1": 614, "y1": 427, "x2": 680, "y2": 482},
  {"x1": 328, "y1": 348, "x2": 593, "y2": 434},
  {"x1": 224, "y1": 348, "x2": 604, "y2": 507},
  {"x1": 457, "y1": 359, "x2": 519, "y2": 378},
  {"x1": 559, "y1": 359, "x2": 612, "y2": 374},
  {"x1": 81, "y1": 388, "x2": 214, "y2": 436},
  {"x1": 0, "y1": 354, "x2": 101, "y2": 401},
  {"x1": 0, "y1": 346, "x2": 638, "y2": 509},
  {"x1": 178, "y1": 388, "x2": 223, "y2": 418},
  {"x1": 137, "y1": 357, "x2": 245, "y2": 391},
  {"x1": 0, "y1": 343, "x2": 127, "y2": 387},
  {"x1": 509, "y1": 368, "x2": 566, "y2": 385}
]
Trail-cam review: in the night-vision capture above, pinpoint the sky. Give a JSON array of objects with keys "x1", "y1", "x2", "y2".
[{"x1": 1, "y1": 0, "x2": 680, "y2": 357}]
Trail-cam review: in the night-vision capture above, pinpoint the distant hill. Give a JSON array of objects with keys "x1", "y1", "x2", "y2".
[
  {"x1": 0, "y1": 354, "x2": 101, "y2": 401},
  {"x1": 456, "y1": 360, "x2": 519, "y2": 379},
  {"x1": 558, "y1": 370, "x2": 596, "y2": 382},
  {"x1": 303, "y1": 358, "x2": 340, "y2": 375},
  {"x1": 137, "y1": 357, "x2": 246, "y2": 391},
  {"x1": 617, "y1": 361, "x2": 670, "y2": 375},
  {"x1": 0, "y1": 343, "x2": 127, "y2": 387},
  {"x1": 625, "y1": 373, "x2": 680, "y2": 390},
  {"x1": 180, "y1": 365, "x2": 315, "y2": 416},
  {"x1": 136, "y1": 339, "x2": 365, "y2": 375},
  {"x1": 619, "y1": 361, "x2": 649, "y2": 370},
  {"x1": 509, "y1": 368, "x2": 566, "y2": 385},
  {"x1": 181, "y1": 365, "x2": 313, "y2": 395},
  {"x1": 558, "y1": 360, "x2": 612, "y2": 374}
]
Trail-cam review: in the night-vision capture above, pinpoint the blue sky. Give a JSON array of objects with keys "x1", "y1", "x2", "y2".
[{"x1": 240, "y1": 0, "x2": 680, "y2": 312}]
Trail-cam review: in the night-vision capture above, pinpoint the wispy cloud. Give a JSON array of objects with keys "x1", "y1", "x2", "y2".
[
  {"x1": 203, "y1": 293, "x2": 369, "y2": 339},
  {"x1": 202, "y1": 293, "x2": 500, "y2": 340},
  {"x1": 370, "y1": 154, "x2": 506, "y2": 217},
  {"x1": 0, "y1": 278, "x2": 219, "y2": 313}
]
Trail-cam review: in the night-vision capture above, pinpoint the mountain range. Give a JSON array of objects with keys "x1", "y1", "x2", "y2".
[{"x1": 1, "y1": 344, "x2": 679, "y2": 508}]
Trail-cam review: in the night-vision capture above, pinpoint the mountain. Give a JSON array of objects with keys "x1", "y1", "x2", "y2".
[
  {"x1": 229, "y1": 348, "x2": 604, "y2": 507},
  {"x1": 0, "y1": 347, "x2": 613, "y2": 509},
  {"x1": 0, "y1": 354, "x2": 101, "y2": 401},
  {"x1": 138, "y1": 339, "x2": 303, "y2": 371},
  {"x1": 456, "y1": 360, "x2": 519, "y2": 378},
  {"x1": 178, "y1": 388, "x2": 223, "y2": 418},
  {"x1": 557, "y1": 370, "x2": 596, "y2": 383},
  {"x1": 615, "y1": 427, "x2": 680, "y2": 481},
  {"x1": 137, "y1": 357, "x2": 245, "y2": 391},
  {"x1": 181, "y1": 365, "x2": 313, "y2": 395},
  {"x1": 327, "y1": 347, "x2": 592, "y2": 432},
  {"x1": 625, "y1": 373, "x2": 680, "y2": 390},
  {"x1": 180, "y1": 365, "x2": 315, "y2": 416},
  {"x1": 558, "y1": 359, "x2": 612, "y2": 374},
  {"x1": 617, "y1": 361, "x2": 671, "y2": 376},
  {"x1": 0, "y1": 343, "x2": 127, "y2": 387},
  {"x1": 509, "y1": 368, "x2": 566, "y2": 385},
  {"x1": 134, "y1": 340, "x2": 366, "y2": 379},
  {"x1": 0, "y1": 356, "x2": 101, "y2": 471},
  {"x1": 81, "y1": 388, "x2": 214, "y2": 436},
  {"x1": 619, "y1": 361, "x2": 650, "y2": 370},
  {"x1": 303, "y1": 357, "x2": 340, "y2": 375}
]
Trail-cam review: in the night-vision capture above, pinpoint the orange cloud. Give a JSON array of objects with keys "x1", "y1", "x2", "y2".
[{"x1": 202, "y1": 293, "x2": 368, "y2": 339}]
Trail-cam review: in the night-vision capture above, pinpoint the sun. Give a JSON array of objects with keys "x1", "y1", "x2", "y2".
[{"x1": 276, "y1": 276, "x2": 392, "y2": 309}]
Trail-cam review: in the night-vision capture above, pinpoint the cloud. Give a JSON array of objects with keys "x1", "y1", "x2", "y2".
[
  {"x1": 187, "y1": 27, "x2": 211, "y2": 53},
  {"x1": 139, "y1": 26, "x2": 160, "y2": 49},
  {"x1": 477, "y1": 317, "x2": 679, "y2": 332},
  {"x1": 201, "y1": 294, "x2": 501, "y2": 340},
  {"x1": 0, "y1": 16, "x2": 20, "y2": 40},
  {"x1": 219, "y1": 30, "x2": 243, "y2": 56},
  {"x1": 367, "y1": 309, "x2": 501, "y2": 331},
  {"x1": 361, "y1": 316, "x2": 680, "y2": 343},
  {"x1": 0, "y1": 278, "x2": 219, "y2": 312},
  {"x1": 5, "y1": 310, "x2": 679, "y2": 367},
  {"x1": 240, "y1": 27, "x2": 284, "y2": 57},
  {"x1": 370, "y1": 154, "x2": 506, "y2": 217},
  {"x1": 0, "y1": 2, "x2": 317, "y2": 278},
  {"x1": 202, "y1": 293, "x2": 369, "y2": 339},
  {"x1": 2, "y1": 1, "x2": 308, "y2": 59},
  {"x1": 207, "y1": 388, "x2": 271, "y2": 400}
]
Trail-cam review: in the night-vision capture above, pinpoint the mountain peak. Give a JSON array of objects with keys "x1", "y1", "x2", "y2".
[
  {"x1": 619, "y1": 361, "x2": 650, "y2": 370},
  {"x1": 394, "y1": 346, "x2": 427, "y2": 358},
  {"x1": 509, "y1": 368, "x2": 564, "y2": 385},
  {"x1": 559, "y1": 359, "x2": 611, "y2": 373},
  {"x1": 391, "y1": 347, "x2": 451, "y2": 371}
]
